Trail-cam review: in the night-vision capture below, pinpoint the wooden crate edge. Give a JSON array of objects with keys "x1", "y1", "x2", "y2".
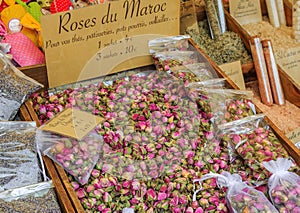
[{"x1": 20, "y1": 102, "x2": 78, "y2": 213}]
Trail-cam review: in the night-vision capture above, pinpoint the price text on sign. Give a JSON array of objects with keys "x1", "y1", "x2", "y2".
[{"x1": 41, "y1": 0, "x2": 180, "y2": 88}]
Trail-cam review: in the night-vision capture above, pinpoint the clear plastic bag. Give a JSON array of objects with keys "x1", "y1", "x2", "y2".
[
  {"x1": 169, "y1": 62, "x2": 215, "y2": 84},
  {"x1": 0, "y1": 121, "x2": 42, "y2": 191},
  {"x1": 194, "y1": 171, "x2": 279, "y2": 213},
  {"x1": 36, "y1": 126, "x2": 103, "y2": 185},
  {"x1": 218, "y1": 114, "x2": 290, "y2": 184},
  {"x1": 263, "y1": 158, "x2": 300, "y2": 212},
  {"x1": 199, "y1": 88, "x2": 256, "y2": 125},
  {"x1": 187, "y1": 78, "x2": 226, "y2": 89},
  {"x1": 148, "y1": 35, "x2": 190, "y2": 54},
  {"x1": 153, "y1": 51, "x2": 198, "y2": 71},
  {"x1": 0, "y1": 180, "x2": 61, "y2": 212},
  {"x1": 0, "y1": 52, "x2": 43, "y2": 120}
]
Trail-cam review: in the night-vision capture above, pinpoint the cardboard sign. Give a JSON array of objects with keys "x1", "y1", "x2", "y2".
[
  {"x1": 275, "y1": 47, "x2": 300, "y2": 85},
  {"x1": 286, "y1": 127, "x2": 300, "y2": 145},
  {"x1": 229, "y1": 0, "x2": 262, "y2": 25},
  {"x1": 219, "y1": 61, "x2": 246, "y2": 89},
  {"x1": 41, "y1": 0, "x2": 180, "y2": 88},
  {"x1": 41, "y1": 108, "x2": 104, "y2": 140}
]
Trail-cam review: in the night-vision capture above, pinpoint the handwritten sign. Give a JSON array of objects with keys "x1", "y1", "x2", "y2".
[
  {"x1": 219, "y1": 61, "x2": 245, "y2": 89},
  {"x1": 41, "y1": 0, "x2": 180, "y2": 88},
  {"x1": 41, "y1": 108, "x2": 104, "y2": 140},
  {"x1": 229, "y1": 0, "x2": 262, "y2": 25},
  {"x1": 275, "y1": 47, "x2": 300, "y2": 85},
  {"x1": 286, "y1": 127, "x2": 300, "y2": 145}
]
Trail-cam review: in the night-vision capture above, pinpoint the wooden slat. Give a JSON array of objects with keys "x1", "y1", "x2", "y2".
[
  {"x1": 19, "y1": 102, "x2": 77, "y2": 213},
  {"x1": 19, "y1": 64, "x2": 48, "y2": 89},
  {"x1": 54, "y1": 163, "x2": 86, "y2": 213},
  {"x1": 44, "y1": 157, "x2": 76, "y2": 213},
  {"x1": 283, "y1": 0, "x2": 293, "y2": 26},
  {"x1": 278, "y1": 67, "x2": 300, "y2": 107},
  {"x1": 19, "y1": 104, "x2": 32, "y2": 122}
]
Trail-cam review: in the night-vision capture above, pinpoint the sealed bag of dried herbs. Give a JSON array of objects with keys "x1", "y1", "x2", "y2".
[{"x1": 0, "y1": 181, "x2": 61, "y2": 212}]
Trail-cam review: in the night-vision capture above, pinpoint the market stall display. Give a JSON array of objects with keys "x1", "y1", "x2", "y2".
[
  {"x1": 19, "y1": 37, "x2": 300, "y2": 212},
  {"x1": 0, "y1": 1, "x2": 297, "y2": 211}
]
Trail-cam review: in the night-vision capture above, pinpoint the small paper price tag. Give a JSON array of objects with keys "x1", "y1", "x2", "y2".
[
  {"x1": 41, "y1": 108, "x2": 104, "y2": 140},
  {"x1": 229, "y1": 0, "x2": 262, "y2": 25},
  {"x1": 219, "y1": 60, "x2": 245, "y2": 90},
  {"x1": 286, "y1": 127, "x2": 300, "y2": 145},
  {"x1": 275, "y1": 47, "x2": 300, "y2": 85}
]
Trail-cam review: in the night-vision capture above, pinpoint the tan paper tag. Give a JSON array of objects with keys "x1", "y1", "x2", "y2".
[
  {"x1": 41, "y1": 108, "x2": 104, "y2": 140},
  {"x1": 286, "y1": 127, "x2": 300, "y2": 145},
  {"x1": 229, "y1": 0, "x2": 262, "y2": 25},
  {"x1": 219, "y1": 61, "x2": 246, "y2": 89},
  {"x1": 275, "y1": 47, "x2": 300, "y2": 85}
]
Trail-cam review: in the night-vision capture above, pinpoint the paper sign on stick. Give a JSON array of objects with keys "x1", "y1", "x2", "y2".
[
  {"x1": 229, "y1": 0, "x2": 262, "y2": 25},
  {"x1": 219, "y1": 61, "x2": 246, "y2": 90},
  {"x1": 41, "y1": 0, "x2": 180, "y2": 88},
  {"x1": 286, "y1": 127, "x2": 300, "y2": 145},
  {"x1": 41, "y1": 108, "x2": 104, "y2": 140}
]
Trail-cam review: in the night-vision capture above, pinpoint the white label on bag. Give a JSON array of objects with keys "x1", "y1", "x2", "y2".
[{"x1": 8, "y1": 19, "x2": 22, "y2": 33}]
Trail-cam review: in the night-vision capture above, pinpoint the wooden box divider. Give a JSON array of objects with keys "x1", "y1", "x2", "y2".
[
  {"x1": 20, "y1": 39, "x2": 300, "y2": 212},
  {"x1": 19, "y1": 103, "x2": 78, "y2": 213}
]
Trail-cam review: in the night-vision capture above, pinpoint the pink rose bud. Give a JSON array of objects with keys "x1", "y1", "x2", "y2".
[
  {"x1": 76, "y1": 188, "x2": 86, "y2": 199},
  {"x1": 146, "y1": 188, "x2": 157, "y2": 201},
  {"x1": 186, "y1": 207, "x2": 194, "y2": 213},
  {"x1": 194, "y1": 207, "x2": 204, "y2": 213},
  {"x1": 158, "y1": 192, "x2": 167, "y2": 201}
]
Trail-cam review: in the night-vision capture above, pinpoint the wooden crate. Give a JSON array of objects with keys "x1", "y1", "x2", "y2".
[
  {"x1": 19, "y1": 104, "x2": 78, "y2": 213},
  {"x1": 183, "y1": 1, "x2": 254, "y2": 74},
  {"x1": 19, "y1": 64, "x2": 48, "y2": 89},
  {"x1": 223, "y1": 0, "x2": 300, "y2": 107},
  {"x1": 20, "y1": 39, "x2": 300, "y2": 212}
]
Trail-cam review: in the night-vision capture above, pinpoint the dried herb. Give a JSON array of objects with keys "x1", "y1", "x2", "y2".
[
  {"x1": 0, "y1": 188, "x2": 61, "y2": 212},
  {"x1": 0, "y1": 58, "x2": 42, "y2": 120},
  {"x1": 0, "y1": 122, "x2": 40, "y2": 190},
  {"x1": 204, "y1": 0, "x2": 221, "y2": 38},
  {"x1": 187, "y1": 20, "x2": 252, "y2": 65}
]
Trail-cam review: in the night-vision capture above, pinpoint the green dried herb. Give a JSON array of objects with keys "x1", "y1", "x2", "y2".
[
  {"x1": 0, "y1": 188, "x2": 61, "y2": 213},
  {"x1": 205, "y1": 0, "x2": 221, "y2": 38},
  {"x1": 0, "y1": 122, "x2": 40, "y2": 189},
  {"x1": 0, "y1": 59, "x2": 42, "y2": 120},
  {"x1": 186, "y1": 20, "x2": 253, "y2": 65}
]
